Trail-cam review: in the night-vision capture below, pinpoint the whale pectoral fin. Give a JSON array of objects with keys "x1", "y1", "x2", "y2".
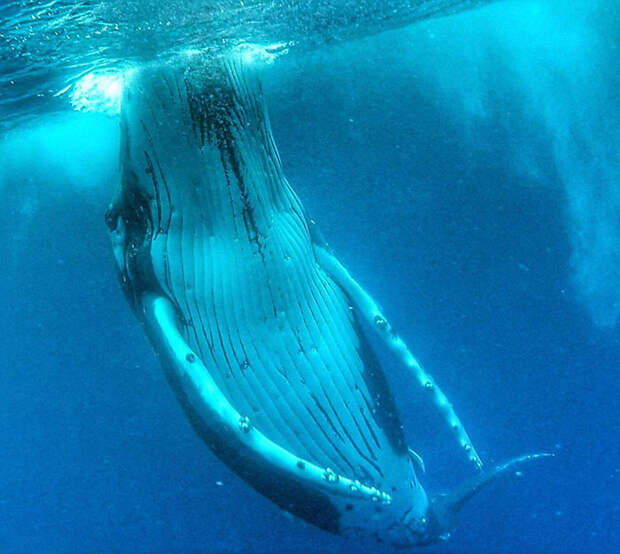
[
  {"x1": 140, "y1": 292, "x2": 394, "y2": 506},
  {"x1": 312, "y1": 243, "x2": 483, "y2": 469}
]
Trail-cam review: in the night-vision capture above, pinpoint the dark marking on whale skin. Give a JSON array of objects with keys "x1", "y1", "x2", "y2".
[
  {"x1": 106, "y1": 166, "x2": 160, "y2": 312},
  {"x1": 143, "y1": 150, "x2": 162, "y2": 238},
  {"x1": 185, "y1": 74, "x2": 266, "y2": 258},
  {"x1": 320, "y1": 384, "x2": 384, "y2": 478},
  {"x1": 226, "y1": 135, "x2": 265, "y2": 258},
  {"x1": 349, "y1": 308, "x2": 408, "y2": 456},
  {"x1": 160, "y1": 351, "x2": 342, "y2": 535},
  {"x1": 303, "y1": 402, "x2": 358, "y2": 476},
  {"x1": 359, "y1": 406, "x2": 382, "y2": 451},
  {"x1": 139, "y1": 119, "x2": 173, "y2": 237}
]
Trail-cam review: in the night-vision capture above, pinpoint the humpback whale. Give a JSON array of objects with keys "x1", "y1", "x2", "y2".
[{"x1": 106, "y1": 55, "x2": 547, "y2": 547}]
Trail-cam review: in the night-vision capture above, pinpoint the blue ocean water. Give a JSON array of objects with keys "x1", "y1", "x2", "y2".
[{"x1": 0, "y1": 1, "x2": 618, "y2": 553}]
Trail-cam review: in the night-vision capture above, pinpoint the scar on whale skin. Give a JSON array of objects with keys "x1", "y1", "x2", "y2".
[{"x1": 106, "y1": 53, "x2": 550, "y2": 547}]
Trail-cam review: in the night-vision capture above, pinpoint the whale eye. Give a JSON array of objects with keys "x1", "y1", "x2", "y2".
[{"x1": 104, "y1": 208, "x2": 118, "y2": 231}]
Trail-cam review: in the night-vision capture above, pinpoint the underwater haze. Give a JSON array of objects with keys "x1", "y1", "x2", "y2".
[{"x1": 1, "y1": 0, "x2": 619, "y2": 553}]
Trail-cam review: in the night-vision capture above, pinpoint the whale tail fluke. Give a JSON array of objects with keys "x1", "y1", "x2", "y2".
[{"x1": 427, "y1": 452, "x2": 554, "y2": 543}]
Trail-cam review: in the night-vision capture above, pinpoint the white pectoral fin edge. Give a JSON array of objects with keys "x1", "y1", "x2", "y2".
[
  {"x1": 313, "y1": 245, "x2": 483, "y2": 469},
  {"x1": 142, "y1": 292, "x2": 393, "y2": 506}
]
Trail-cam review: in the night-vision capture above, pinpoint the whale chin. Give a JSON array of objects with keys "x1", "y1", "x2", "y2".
[{"x1": 106, "y1": 52, "x2": 547, "y2": 546}]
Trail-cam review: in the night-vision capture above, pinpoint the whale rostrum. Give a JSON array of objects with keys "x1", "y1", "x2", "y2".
[{"x1": 106, "y1": 55, "x2": 548, "y2": 547}]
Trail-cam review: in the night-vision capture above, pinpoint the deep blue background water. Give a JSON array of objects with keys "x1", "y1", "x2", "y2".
[{"x1": 1, "y1": 2, "x2": 618, "y2": 553}]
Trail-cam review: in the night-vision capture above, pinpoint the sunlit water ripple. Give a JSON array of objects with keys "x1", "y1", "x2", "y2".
[{"x1": 0, "y1": 0, "x2": 494, "y2": 130}]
